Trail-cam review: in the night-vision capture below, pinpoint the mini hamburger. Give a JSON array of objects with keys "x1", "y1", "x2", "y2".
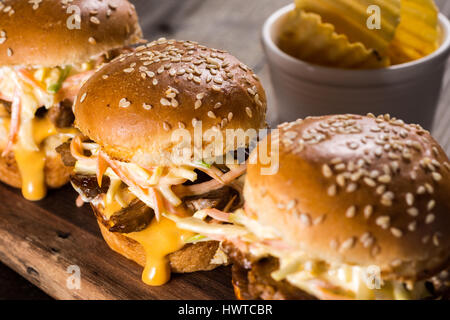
[
  {"x1": 62, "y1": 38, "x2": 267, "y2": 286},
  {"x1": 169, "y1": 114, "x2": 450, "y2": 299},
  {"x1": 0, "y1": 0, "x2": 142, "y2": 200}
]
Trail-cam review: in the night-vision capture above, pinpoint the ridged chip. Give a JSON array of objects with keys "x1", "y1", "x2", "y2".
[
  {"x1": 387, "y1": 0, "x2": 440, "y2": 64},
  {"x1": 295, "y1": 0, "x2": 401, "y2": 55},
  {"x1": 279, "y1": 9, "x2": 390, "y2": 69}
]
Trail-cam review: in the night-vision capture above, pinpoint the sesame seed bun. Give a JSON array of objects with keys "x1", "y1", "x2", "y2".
[
  {"x1": 96, "y1": 218, "x2": 223, "y2": 273},
  {"x1": 74, "y1": 39, "x2": 267, "y2": 167},
  {"x1": 0, "y1": 0, "x2": 142, "y2": 67},
  {"x1": 245, "y1": 114, "x2": 450, "y2": 281}
]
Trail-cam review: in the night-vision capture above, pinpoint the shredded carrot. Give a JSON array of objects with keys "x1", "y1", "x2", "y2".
[
  {"x1": 97, "y1": 152, "x2": 108, "y2": 187},
  {"x1": 175, "y1": 163, "x2": 247, "y2": 197},
  {"x1": 16, "y1": 69, "x2": 47, "y2": 94},
  {"x1": 58, "y1": 70, "x2": 95, "y2": 102}
]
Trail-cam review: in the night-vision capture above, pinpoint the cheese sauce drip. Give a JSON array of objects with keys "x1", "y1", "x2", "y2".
[
  {"x1": 126, "y1": 217, "x2": 194, "y2": 286},
  {"x1": 72, "y1": 143, "x2": 217, "y2": 286}
]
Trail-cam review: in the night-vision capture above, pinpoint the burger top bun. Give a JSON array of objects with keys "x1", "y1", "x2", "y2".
[
  {"x1": 245, "y1": 114, "x2": 450, "y2": 281},
  {"x1": 0, "y1": 0, "x2": 142, "y2": 67},
  {"x1": 74, "y1": 38, "x2": 267, "y2": 167}
]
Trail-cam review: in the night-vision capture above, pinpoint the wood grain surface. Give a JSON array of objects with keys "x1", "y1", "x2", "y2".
[
  {"x1": 0, "y1": 0, "x2": 450, "y2": 300},
  {"x1": 0, "y1": 184, "x2": 234, "y2": 300}
]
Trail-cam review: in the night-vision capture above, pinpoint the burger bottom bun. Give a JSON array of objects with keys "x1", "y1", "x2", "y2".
[
  {"x1": 0, "y1": 149, "x2": 71, "y2": 190},
  {"x1": 97, "y1": 221, "x2": 222, "y2": 273},
  {"x1": 231, "y1": 260, "x2": 316, "y2": 300}
]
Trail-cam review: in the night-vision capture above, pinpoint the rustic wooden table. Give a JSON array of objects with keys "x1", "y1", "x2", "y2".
[{"x1": 1, "y1": 0, "x2": 450, "y2": 299}]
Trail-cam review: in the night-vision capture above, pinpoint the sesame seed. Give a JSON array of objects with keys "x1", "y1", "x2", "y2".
[
  {"x1": 195, "y1": 100, "x2": 202, "y2": 110},
  {"x1": 364, "y1": 205, "x2": 373, "y2": 219},
  {"x1": 123, "y1": 68, "x2": 134, "y2": 73},
  {"x1": 346, "y1": 183, "x2": 358, "y2": 193},
  {"x1": 79, "y1": 93, "x2": 87, "y2": 103},
  {"x1": 6, "y1": 48, "x2": 12, "y2": 56},
  {"x1": 433, "y1": 234, "x2": 440, "y2": 246},
  {"x1": 245, "y1": 107, "x2": 253, "y2": 118},
  {"x1": 425, "y1": 183, "x2": 434, "y2": 194},
  {"x1": 371, "y1": 245, "x2": 381, "y2": 256},
  {"x1": 160, "y1": 98, "x2": 171, "y2": 106},
  {"x1": 163, "y1": 121, "x2": 171, "y2": 131},
  {"x1": 119, "y1": 98, "x2": 131, "y2": 108},
  {"x1": 425, "y1": 213, "x2": 435, "y2": 224},
  {"x1": 406, "y1": 193, "x2": 414, "y2": 206},
  {"x1": 407, "y1": 207, "x2": 419, "y2": 217},
  {"x1": 432, "y1": 172, "x2": 442, "y2": 182},
  {"x1": 286, "y1": 200, "x2": 297, "y2": 210},
  {"x1": 214, "y1": 102, "x2": 222, "y2": 109},
  {"x1": 322, "y1": 164, "x2": 333, "y2": 178},
  {"x1": 378, "y1": 175, "x2": 392, "y2": 184},
  {"x1": 346, "y1": 206, "x2": 356, "y2": 218},
  {"x1": 376, "y1": 216, "x2": 390, "y2": 229},
  {"x1": 336, "y1": 174, "x2": 346, "y2": 187},
  {"x1": 228, "y1": 112, "x2": 233, "y2": 122},
  {"x1": 178, "y1": 122, "x2": 186, "y2": 129},
  {"x1": 391, "y1": 259, "x2": 402, "y2": 267},
  {"x1": 0, "y1": 30, "x2": 6, "y2": 44},
  {"x1": 381, "y1": 191, "x2": 394, "y2": 207},
  {"x1": 444, "y1": 162, "x2": 450, "y2": 171},
  {"x1": 340, "y1": 237, "x2": 356, "y2": 251},
  {"x1": 364, "y1": 177, "x2": 377, "y2": 187},
  {"x1": 90, "y1": 16, "x2": 100, "y2": 24},
  {"x1": 376, "y1": 185, "x2": 386, "y2": 195},
  {"x1": 196, "y1": 93, "x2": 205, "y2": 100},
  {"x1": 427, "y1": 200, "x2": 436, "y2": 211},
  {"x1": 330, "y1": 239, "x2": 339, "y2": 250},
  {"x1": 407, "y1": 223, "x2": 418, "y2": 235},
  {"x1": 299, "y1": 213, "x2": 311, "y2": 227},
  {"x1": 313, "y1": 215, "x2": 326, "y2": 225},
  {"x1": 193, "y1": 76, "x2": 202, "y2": 84},
  {"x1": 88, "y1": 37, "x2": 96, "y2": 45},
  {"x1": 143, "y1": 103, "x2": 152, "y2": 110},
  {"x1": 390, "y1": 228, "x2": 403, "y2": 238},
  {"x1": 417, "y1": 186, "x2": 426, "y2": 195},
  {"x1": 207, "y1": 111, "x2": 216, "y2": 119},
  {"x1": 327, "y1": 184, "x2": 337, "y2": 196}
]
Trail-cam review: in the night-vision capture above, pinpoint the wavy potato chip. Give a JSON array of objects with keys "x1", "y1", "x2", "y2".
[
  {"x1": 388, "y1": 0, "x2": 440, "y2": 64},
  {"x1": 295, "y1": 0, "x2": 401, "y2": 55},
  {"x1": 279, "y1": 9, "x2": 390, "y2": 69}
]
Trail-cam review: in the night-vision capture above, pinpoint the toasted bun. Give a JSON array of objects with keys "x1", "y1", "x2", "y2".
[
  {"x1": 97, "y1": 220, "x2": 221, "y2": 273},
  {"x1": 0, "y1": 0, "x2": 142, "y2": 67},
  {"x1": 0, "y1": 149, "x2": 71, "y2": 189},
  {"x1": 245, "y1": 114, "x2": 450, "y2": 281},
  {"x1": 74, "y1": 38, "x2": 267, "y2": 167}
]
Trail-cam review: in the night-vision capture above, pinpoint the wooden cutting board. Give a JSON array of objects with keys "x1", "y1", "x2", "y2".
[{"x1": 0, "y1": 184, "x2": 235, "y2": 300}]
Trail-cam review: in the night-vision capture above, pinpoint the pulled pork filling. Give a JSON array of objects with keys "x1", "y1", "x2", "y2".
[
  {"x1": 0, "y1": 47, "x2": 132, "y2": 200},
  {"x1": 58, "y1": 137, "x2": 246, "y2": 235},
  {"x1": 164, "y1": 208, "x2": 450, "y2": 300}
]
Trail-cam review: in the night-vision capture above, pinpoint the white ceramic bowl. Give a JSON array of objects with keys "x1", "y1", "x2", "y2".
[{"x1": 262, "y1": 4, "x2": 450, "y2": 129}]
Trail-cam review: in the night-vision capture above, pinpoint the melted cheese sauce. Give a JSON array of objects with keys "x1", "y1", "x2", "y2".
[
  {"x1": 2, "y1": 116, "x2": 58, "y2": 200},
  {"x1": 14, "y1": 146, "x2": 46, "y2": 201},
  {"x1": 125, "y1": 217, "x2": 194, "y2": 286}
]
